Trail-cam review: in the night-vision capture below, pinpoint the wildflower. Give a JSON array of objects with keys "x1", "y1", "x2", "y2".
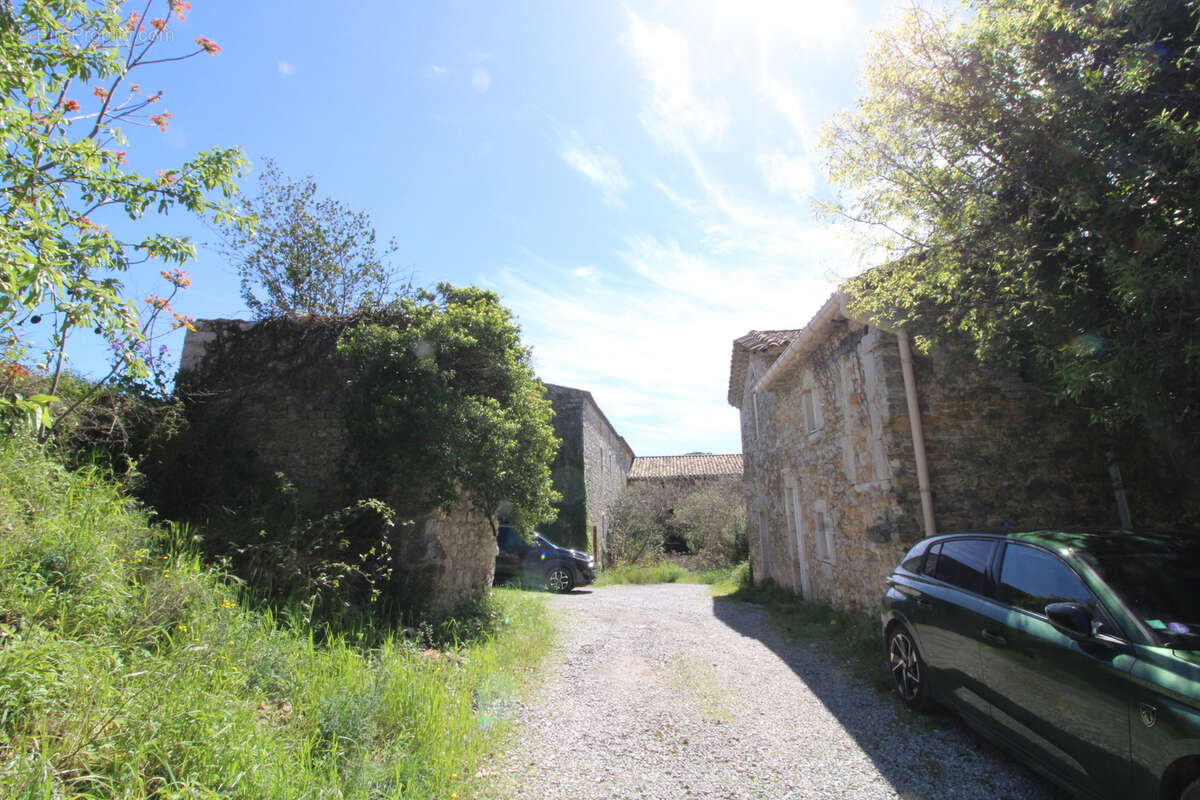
[
  {"x1": 177, "y1": 624, "x2": 187, "y2": 632},
  {"x1": 194, "y1": 37, "x2": 221, "y2": 55}
]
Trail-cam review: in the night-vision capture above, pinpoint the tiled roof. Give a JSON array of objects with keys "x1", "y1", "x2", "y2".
[
  {"x1": 734, "y1": 330, "x2": 799, "y2": 353},
  {"x1": 727, "y1": 329, "x2": 801, "y2": 408},
  {"x1": 629, "y1": 453, "x2": 743, "y2": 480}
]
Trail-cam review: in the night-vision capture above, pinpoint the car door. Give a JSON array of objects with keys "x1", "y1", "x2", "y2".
[
  {"x1": 908, "y1": 537, "x2": 998, "y2": 724},
  {"x1": 977, "y1": 542, "x2": 1136, "y2": 799}
]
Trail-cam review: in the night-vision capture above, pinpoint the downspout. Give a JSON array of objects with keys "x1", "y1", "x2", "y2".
[{"x1": 897, "y1": 331, "x2": 936, "y2": 539}]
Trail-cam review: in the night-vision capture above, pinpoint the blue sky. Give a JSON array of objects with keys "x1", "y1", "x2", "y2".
[{"x1": 72, "y1": 0, "x2": 912, "y2": 456}]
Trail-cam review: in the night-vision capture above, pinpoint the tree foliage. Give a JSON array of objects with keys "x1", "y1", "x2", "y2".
[
  {"x1": 0, "y1": 0, "x2": 248, "y2": 399},
  {"x1": 822, "y1": 0, "x2": 1200, "y2": 459},
  {"x1": 336, "y1": 284, "x2": 560, "y2": 527},
  {"x1": 608, "y1": 479, "x2": 747, "y2": 568},
  {"x1": 218, "y1": 158, "x2": 400, "y2": 317}
]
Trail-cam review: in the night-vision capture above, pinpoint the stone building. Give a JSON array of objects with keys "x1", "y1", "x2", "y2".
[
  {"x1": 627, "y1": 454, "x2": 744, "y2": 553},
  {"x1": 542, "y1": 384, "x2": 635, "y2": 559},
  {"x1": 177, "y1": 317, "x2": 497, "y2": 615},
  {"x1": 729, "y1": 293, "x2": 1118, "y2": 614}
]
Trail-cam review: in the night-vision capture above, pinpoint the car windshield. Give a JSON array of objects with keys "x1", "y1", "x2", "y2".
[{"x1": 1079, "y1": 534, "x2": 1200, "y2": 649}]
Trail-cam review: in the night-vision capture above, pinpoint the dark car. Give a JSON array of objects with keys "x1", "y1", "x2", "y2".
[
  {"x1": 882, "y1": 530, "x2": 1200, "y2": 800},
  {"x1": 494, "y1": 524, "x2": 595, "y2": 593}
]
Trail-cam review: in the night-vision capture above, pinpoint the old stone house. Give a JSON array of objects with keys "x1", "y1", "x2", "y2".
[
  {"x1": 542, "y1": 384, "x2": 635, "y2": 559},
  {"x1": 729, "y1": 293, "x2": 1118, "y2": 614}
]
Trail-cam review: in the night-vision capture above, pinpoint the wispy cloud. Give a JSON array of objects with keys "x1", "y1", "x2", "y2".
[
  {"x1": 623, "y1": 12, "x2": 728, "y2": 153},
  {"x1": 276, "y1": 60, "x2": 296, "y2": 77},
  {"x1": 560, "y1": 133, "x2": 630, "y2": 207}
]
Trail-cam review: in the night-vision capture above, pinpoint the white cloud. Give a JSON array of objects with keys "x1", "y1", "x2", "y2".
[
  {"x1": 276, "y1": 60, "x2": 295, "y2": 77},
  {"x1": 757, "y1": 152, "x2": 816, "y2": 201},
  {"x1": 428, "y1": 64, "x2": 447, "y2": 77},
  {"x1": 472, "y1": 69, "x2": 492, "y2": 93},
  {"x1": 560, "y1": 133, "x2": 630, "y2": 207},
  {"x1": 623, "y1": 12, "x2": 729, "y2": 153},
  {"x1": 572, "y1": 266, "x2": 598, "y2": 279}
]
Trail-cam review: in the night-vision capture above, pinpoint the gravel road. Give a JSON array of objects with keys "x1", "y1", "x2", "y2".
[{"x1": 492, "y1": 583, "x2": 1062, "y2": 800}]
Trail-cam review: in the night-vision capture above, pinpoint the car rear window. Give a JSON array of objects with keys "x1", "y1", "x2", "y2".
[{"x1": 927, "y1": 539, "x2": 992, "y2": 594}]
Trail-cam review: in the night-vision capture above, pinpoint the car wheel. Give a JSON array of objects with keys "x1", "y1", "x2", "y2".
[
  {"x1": 546, "y1": 564, "x2": 574, "y2": 593},
  {"x1": 888, "y1": 624, "x2": 931, "y2": 710},
  {"x1": 1182, "y1": 777, "x2": 1200, "y2": 800}
]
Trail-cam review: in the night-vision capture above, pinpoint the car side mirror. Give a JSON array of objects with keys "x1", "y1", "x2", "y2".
[{"x1": 1045, "y1": 602, "x2": 1094, "y2": 639}]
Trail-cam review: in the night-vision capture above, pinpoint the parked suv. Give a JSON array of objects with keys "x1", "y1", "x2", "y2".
[{"x1": 494, "y1": 525, "x2": 595, "y2": 593}]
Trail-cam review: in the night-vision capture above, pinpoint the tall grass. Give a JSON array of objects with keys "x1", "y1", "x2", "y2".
[
  {"x1": 595, "y1": 560, "x2": 747, "y2": 591},
  {"x1": 0, "y1": 434, "x2": 552, "y2": 799}
]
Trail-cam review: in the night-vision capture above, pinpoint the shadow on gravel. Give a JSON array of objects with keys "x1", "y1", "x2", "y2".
[{"x1": 708, "y1": 595, "x2": 1068, "y2": 800}]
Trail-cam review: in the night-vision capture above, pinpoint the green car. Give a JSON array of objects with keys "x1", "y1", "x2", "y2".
[{"x1": 882, "y1": 530, "x2": 1200, "y2": 800}]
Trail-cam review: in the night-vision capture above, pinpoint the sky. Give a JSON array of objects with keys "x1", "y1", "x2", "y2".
[{"x1": 68, "y1": 0, "x2": 916, "y2": 457}]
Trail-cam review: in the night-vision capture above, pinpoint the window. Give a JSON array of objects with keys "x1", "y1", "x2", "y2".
[
  {"x1": 998, "y1": 544, "x2": 1095, "y2": 615},
  {"x1": 752, "y1": 392, "x2": 761, "y2": 439},
  {"x1": 813, "y1": 501, "x2": 834, "y2": 564},
  {"x1": 801, "y1": 390, "x2": 818, "y2": 434},
  {"x1": 929, "y1": 539, "x2": 993, "y2": 594}
]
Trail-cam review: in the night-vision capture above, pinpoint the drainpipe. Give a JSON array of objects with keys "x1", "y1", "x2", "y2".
[
  {"x1": 897, "y1": 331, "x2": 936, "y2": 539},
  {"x1": 1105, "y1": 451, "x2": 1133, "y2": 529}
]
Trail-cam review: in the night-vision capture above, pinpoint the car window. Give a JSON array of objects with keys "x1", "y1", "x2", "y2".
[
  {"x1": 998, "y1": 544, "x2": 1094, "y2": 615},
  {"x1": 929, "y1": 539, "x2": 992, "y2": 594},
  {"x1": 498, "y1": 527, "x2": 523, "y2": 549},
  {"x1": 900, "y1": 542, "x2": 926, "y2": 573}
]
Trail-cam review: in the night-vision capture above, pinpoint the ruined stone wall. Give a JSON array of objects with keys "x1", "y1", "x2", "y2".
[
  {"x1": 743, "y1": 321, "x2": 1114, "y2": 615},
  {"x1": 178, "y1": 318, "x2": 497, "y2": 615}
]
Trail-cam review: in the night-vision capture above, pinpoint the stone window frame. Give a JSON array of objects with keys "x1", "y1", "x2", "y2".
[
  {"x1": 813, "y1": 498, "x2": 835, "y2": 565},
  {"x1": 800, "y1": 371, "x2": 823, "y2": 437}
]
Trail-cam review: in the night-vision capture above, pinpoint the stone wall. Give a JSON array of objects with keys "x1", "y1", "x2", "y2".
[
  {"x1": 178, "y1": 318, "x2": 497, "y2": 616},
  {"x1": 544, "y1": 384, "x2": 633, "y2": 557},
  {"x1": 738, "y1": 312, "x2": 1114, "y2": 615},
  {"x1": 581, "y1": 391, "x2": 634, "y2": 560}
]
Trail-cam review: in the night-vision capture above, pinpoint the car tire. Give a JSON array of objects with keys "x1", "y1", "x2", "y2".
[
  {"x1": 888, "y1": 624, "x2": 931, "y2": 711},
  {"x1": 545, "y1": 564, "x2": 574, "y2": 593},
  {"x1": 1182, "y1": 777, "x2": 1200, "y2": 800}
]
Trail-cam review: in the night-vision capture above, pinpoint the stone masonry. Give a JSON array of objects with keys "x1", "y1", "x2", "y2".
[
  {"x1": 179, "y1": 317, "x2": 497, "y2": 616},
  {"x1": 543, "y1": 384, "x2": 635, "y2": 558},
  {"x1": 730, "y1": 294, "x2": 1115, "y2": 614}
]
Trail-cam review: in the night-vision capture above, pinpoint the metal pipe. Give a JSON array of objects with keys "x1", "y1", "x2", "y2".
[{"x1": 897, "y1": 331, "x2": 936, "y2": 538}]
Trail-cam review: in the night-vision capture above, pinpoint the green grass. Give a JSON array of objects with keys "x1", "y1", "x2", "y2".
[
  {"x1": 720, "y1": 580, "x2": 889, "y2": 690},
  {"x1": 594, "y1": 561, "x2": 738, "y2": 587},
  {"x1": 0, "y1": 434, "x2": 553, "y2": 799}
]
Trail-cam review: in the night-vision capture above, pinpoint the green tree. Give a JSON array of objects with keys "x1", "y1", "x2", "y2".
[
  {"x1": 336, "y1": 284, "x2": 560, "y2": 527},
  {"x1": 822, "y1": 0, "x2": 1200, "y2": 465},
  {"x1": 218, "y1": 158, "x2": 401, "y2": 317},
  {"x1": 0, "y1": 0, "x2": 249, "y2": 401}
]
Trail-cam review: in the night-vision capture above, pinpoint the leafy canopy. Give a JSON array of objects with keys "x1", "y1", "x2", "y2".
[
  {"x1": 0, "y1": 0, "x2": 249, "y2": 397},
  {"x1": 822, "y1": 0, "x2": 1200, "y2": 453},
  {"x1": 337, "y1": 284, "x2": 560, "y2": 527},
  {"x1": 218, "y1": 158, "x2": 401, "y2": 317}
]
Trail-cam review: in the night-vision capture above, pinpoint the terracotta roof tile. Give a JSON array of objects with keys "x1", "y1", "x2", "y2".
[{"x1": 629, "y1": 453, "x2": 743, "y2": 480}]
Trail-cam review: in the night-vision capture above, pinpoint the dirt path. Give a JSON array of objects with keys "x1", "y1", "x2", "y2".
[{"x1": 489, "y1": 583, "x2": 1059, "y2": 800}]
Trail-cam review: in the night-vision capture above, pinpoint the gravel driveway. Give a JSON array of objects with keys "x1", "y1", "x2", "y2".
[{"x1": 491, "y1": 583, "x2": 1062, "y2": 800}]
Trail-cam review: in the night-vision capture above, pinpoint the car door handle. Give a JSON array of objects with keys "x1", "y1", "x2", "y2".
[{"x1": 980, "y1": 629, "x2": 1007, "y2": 646}]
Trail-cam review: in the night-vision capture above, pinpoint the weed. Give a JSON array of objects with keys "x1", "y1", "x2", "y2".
[{"x1": 0, "y1": 434, "x2": 554, "y2": 799}]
